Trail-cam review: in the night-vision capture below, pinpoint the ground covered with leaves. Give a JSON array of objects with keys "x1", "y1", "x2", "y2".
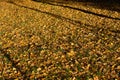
[{"x1": 0, "y1": 0, "x2": 120, "y2": 79}]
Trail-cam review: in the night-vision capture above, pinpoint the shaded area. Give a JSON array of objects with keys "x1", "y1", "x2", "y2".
[
  {"x1": 0, "y1": 1, "x2": 120, "y2": 79},
  {"x1": 77, "y1": 0, "x2": 120, "y2": 12},
  {"x1": 6, "y1": 2, "x2": 97, "y2": 30},
  {"x1": 6, "y1": 1, "x2": 120, "y2": 35},
  {"x1": 0, "y1": 43, "x2": 44, "y2": 79},
  {"x1": 0, "y1": 48, "x2": 28, "y2": 79},
  {"x1": 34, "y1": 0, "x2": 120, "y2": 12},
  {"x1": 32, "y1": 0, "x2": 120, "y2": 20}
]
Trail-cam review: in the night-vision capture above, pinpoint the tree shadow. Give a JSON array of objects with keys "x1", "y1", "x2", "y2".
[
  {"x1": 0, "y1": 48, "x2": 28, "y2": 79},
  {"x1": 6, "y1": 1, "x2": 120, "y2": 34},
  {"x1": 1, "y1": 1, "x2": 120, "y2": 79},
  {"x1": 32, "y1": 0, "x2": 120, "y2": 20},
  {"x1": 6, "y1": 1, "x2": 97, "y2": 30},
  {"x1": 36, "y1": 0, "x2": 120, "y2": 12},
  {"x1": 76, "y1": 0, "x2": 120, "y2": 12}
]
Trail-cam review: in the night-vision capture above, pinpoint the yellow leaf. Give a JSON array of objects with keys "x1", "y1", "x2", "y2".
[{"x1": 94, "y1": 76, "x2": 99, "y2": 80}]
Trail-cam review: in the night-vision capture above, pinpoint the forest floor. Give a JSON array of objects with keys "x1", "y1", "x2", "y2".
[{"x1": 0, "y1": 0, "x2": 120, "y2": 79}]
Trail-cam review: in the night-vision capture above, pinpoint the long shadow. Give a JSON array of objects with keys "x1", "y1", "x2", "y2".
[
  {"x1": 6, "y1": 2, "x2": 97, "y2": 29},
  {"x1": 0, "y1": 48, "x2": 29, "y2": 79},
  {"x1": 47, "y1": 0, "x2": 120, "y2": 12},
  {"x1": 76, "y1": 0, "x2": 120, "y2": 12},
  {"x1": 6, "y1": 1, "x2": 120, "y2": 34},
  {"x1": 32, "y1": 0, "x2": 120, "y2": 20},
  {"x1": 1, "y1": 1, "x2": 120, "y2": 79}
]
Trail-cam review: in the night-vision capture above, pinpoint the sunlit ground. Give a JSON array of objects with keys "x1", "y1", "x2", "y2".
[{"x1": 0, "y1": 0, "x2": 120, "y2": 79}]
